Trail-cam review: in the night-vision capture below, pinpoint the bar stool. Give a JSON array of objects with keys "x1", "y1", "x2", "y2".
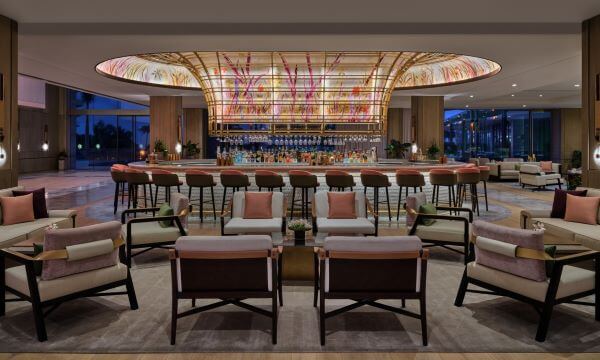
[
  {"x1": 110, "y1": 164, "x2": 128, "y2": 214},
  {"x1": 360, "y1": 169, "x2": 392, "y2": 221},
  {"x1": 255, "y1": 170, "x2": 285, "y2": 192},
  {"x1": 152, "y1": 169, "x2": 183, "y2": 205},
  {"x1": 124, "y1": 168, "x2": 153, "y2": 209},
  {"x1": 456, "y1": 167, "x2": 481, "y2": 216},
  {"x1": 395, "y1": 169, "x2": 425, "y2": 221},
  {"x1": 220, "y1": 170, "x2": 250, "y2": 215},
  {"x1": 325, "y1": 170, "x2": 355, "y2": 191},
  {"x1": 289, "y1": 170, "x2": 319, "y2": 219},
  {"x1": 478, "y1": 166, "x2": 490, "y2": 211},
  {"x1": 186, "y1": 170, "x2": 217, "y2": 222},
  {"x1": 429, "y1": 169, "x2": 457, "y2": 208}
]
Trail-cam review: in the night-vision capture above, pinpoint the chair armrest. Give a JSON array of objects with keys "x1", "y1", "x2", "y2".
[
  {"x1": 554, "y1": 250, "x2": 599, "y2": 265},
  {"x1": 121, "y1": 207, "x2": 160, "y2": 223},
  {"x1": 48, "y1": 209, "x2": 77, "y2": 219},
  {"x1": 1, "y1": 249, "x2": 36, "y2": 264},
  {"x1": 435, "y1": 206, "x2": 473, "y2": 222},
  {"x1": 520, "y1": 209, "x2": 552, "y2": 229}
]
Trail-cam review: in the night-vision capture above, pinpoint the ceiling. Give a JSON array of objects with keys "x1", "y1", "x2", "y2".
[{"x1": 2, "y1": 0, "x2": 599, "y2": 109}]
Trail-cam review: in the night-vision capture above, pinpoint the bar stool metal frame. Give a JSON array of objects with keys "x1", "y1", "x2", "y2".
[
  {"x1": 325, "y1": 170, "x2": 356, "y2": 192},
  {"x1": 429, "y1": 169, "x2": 457, "y2": 209},
  {"x1": 220, "y1": 170, "x2": 250, "y2": 215},
  {"x1": 478, "y1": 166, "x2": 490, "y2": 211},
  {"x1": 125, "y1": 169, "x2": 153, "y2": 210},
  {"x1": 152, "y1": 170, "x2": 182, "y2": 206},
  {"x1": 395, "y1": 169, "x2": 425, "y2": 221},
  {"x1": 255, "y1": 170, "x2": 285, "y2": 192},
  {"x1": 186, "y1": 170, "x2": 217, "y2": 222},
  {"x1": 111, "y1": 164, "x2": 129, "y2": 214},
  {"x1": 360, "y1": 170, "x2": 392, "y2": 221},
  {"x1": 456, "y1": 168, "x2": 481, "y2": 217},
  {"x1": 289, "y1": 170, "x2": 319, "y2": 219}
]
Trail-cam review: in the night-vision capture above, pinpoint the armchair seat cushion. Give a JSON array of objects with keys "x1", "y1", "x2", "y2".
[
  {"x1": 0, "y1": 217, "x2": 73, "y2": 249},
  {"x1": 414, "y1": 219, "x2": 470, "y2": 243},
  {"x1": 5, "y1": 263, "x2": 127, "y2": 302},
  {"x1": 224, "y1": 217, "x2": 282, "y2": 234},
  {"x1": 122, "y1": 222, "x2": 186, "y2": 245},
  {"x1": 466, "y1": 262, "x2": 595, "y2": 302},
  {"x1": 316, "y1": 218, "x2": 375, "y2": 235}
]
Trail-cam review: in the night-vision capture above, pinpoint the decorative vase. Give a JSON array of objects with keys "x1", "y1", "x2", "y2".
[{"x1": 294, "y1": 230, "x2": 306, "y2": 245}]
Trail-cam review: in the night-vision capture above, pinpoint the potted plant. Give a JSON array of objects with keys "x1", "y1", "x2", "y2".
[
  {"x1": 153, "y1": 139, "x2": 167, "y2": 160},
  {"x1": 57, "y1": 150, "x2": 68, "y2": 171},
  {"x1": 385, "y1": 139, "x2": 412, "y2": 159},
  {"x1": 182, "y1": 140, "x2": 200, "y2": 159},
  {"x1": 426, "y1": 143, "x2": 440, "y2": 160},
  {"x1": 570, "y1": 150, "x2": 582, "y2": 169},
  {"x1": 288, "y1": 219, "x2": 312, "y2": 244}
]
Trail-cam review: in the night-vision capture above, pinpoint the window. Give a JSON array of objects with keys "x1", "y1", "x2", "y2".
[
  {"x1": 444, "y1": 109, "x2": 559, "y2": 162},
  {"x1": 68, "y1": 90, "x2": 149, "y2": 169}
]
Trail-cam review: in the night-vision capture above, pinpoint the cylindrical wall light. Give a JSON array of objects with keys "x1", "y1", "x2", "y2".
[
  {"x1": 42, "y1": 124, "x2": 49, "y2": 151},
  {"x1": 175, "y1": 115, "x2": 183, "y2": 154}
]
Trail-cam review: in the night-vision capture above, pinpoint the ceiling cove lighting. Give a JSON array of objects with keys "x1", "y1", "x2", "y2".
[{"x1": 97, "y1": 51, "x2": 501, "y2": 136}]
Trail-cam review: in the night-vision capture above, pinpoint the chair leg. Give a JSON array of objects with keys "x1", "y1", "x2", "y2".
[
  {"x1": 434, "y1": 186, "x2": 439, "y2": 206},
  {"x1": 454, "y1": 269, "x2": 469, "y2": 307},
  {"x1": 154, "y1": 185, "x2": 159, "y2": 207},
  {"x1": 536, "y1": 301, "x2": 556, "y2": 342},
  {"x1": 396, "y1": 186, "x2": 403, "y2": 221},
  {"x1": 199, "y1": 187, "x2": 204, "y2": 223},
  {"x1": 143, "y1": 184, "x2": 148, "y2": 208},
  {"x1": 374, "y1": 187, "x2": 380, "y2": 215},
  {"x1": 385, "y1": 186, "x2": 391, "y2": 221},
  {"x1": 320, "y1": 288, "x2": 326, "y2": 346},
  {"x1": 211, "y1": 187, "x2": 216, "y2": 220},
  {"x1": 301, "y1": 188, "x2": 306, "y2": 219},
  {"x1": 272, "y1": 288, "x2": 278, "y2": 345},
  {"x1": 483, "y1": 181, "x2": 489, "y2": 211},
  {"x1": 170, "y1": 297, "x2": 178, "y2": 345},
  {"x1": 126, "y1": 272, "x2": 139, "y2": 310},
  {"x1": 121, "y1": 182, "x2": 126, "y2": 205},
  {"x1": 278, "y1": 255, "x2": 283, "y2": 307},
  {"x1": 113, "y1": 182, "x2": 119, "y2": 215},
  {"x1": 313, "y1": 252, "x2": 319, "y2": 307},
  {"x1": 187, "y1": 186, "x2": 192, "y2": 204},
  {"x1": 291, "y1": 187, "x2": 296, "y2": 219},
  {"x1": 0, "y1": 255, "x2": 4, "y2": 317},
  {"x1": 221, "y1": 187, "x2": 228, "y2": 215},
  {"x1": 420, "y1": 293, "x2": 428, "y2": 346},
  {"x1": 31, "y1": 298, "x2": 47, "y2": 342}
]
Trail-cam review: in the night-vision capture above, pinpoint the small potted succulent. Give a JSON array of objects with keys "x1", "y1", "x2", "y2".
[{"x1": 288, "y1": 219, "x2": 312, "y2": 244}]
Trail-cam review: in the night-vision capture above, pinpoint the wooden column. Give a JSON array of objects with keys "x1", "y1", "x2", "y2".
[
  {"x1": 410, "y1": 96, "x2": 445, "y2": 153},
  {"x1": 183, "y1": 108, "x2": 206, "y2": 158},
  {"x1": 582, "y1": 15, "x2": 600, "y2": 187},
  {"x1": 560, "y1": 108, "x2": 583, "y2": 171},
  {"x1": 386, "y1": 108, "x2": 404, "y2": 142},
  {"x1": 0, "y1": 16, "x2": 18, "y2": 188},
  {"x1": 150, "y1": 96, "x2": 182, "y2": 154}
]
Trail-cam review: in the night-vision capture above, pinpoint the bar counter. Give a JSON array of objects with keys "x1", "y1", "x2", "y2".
[{"x1": 128, "y1": 159, "x2": 467, "y2": 173}]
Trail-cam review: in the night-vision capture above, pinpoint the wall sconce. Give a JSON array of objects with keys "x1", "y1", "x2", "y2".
[
  {"x1": 0, "y1": 127, "x2": 5, "y2": 159},
  {"x1": 175, "y1": 115, "x2": 183, "y2": 154},
  {"x1": 42, "y1": 124, "x2": 49, "y2": 151}
]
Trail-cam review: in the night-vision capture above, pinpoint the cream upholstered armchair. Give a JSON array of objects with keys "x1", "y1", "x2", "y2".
[
  {"x1": 519, "y1": 164, "x2": 563, "y2": 190},
  {"x1": 220, "y1": 191, "x2": 287, "y2": 236},
  {"x1": 0, "y1": 221, "x2": 137, "y2": 341},
  {"x1": 311, "y1": 191, "x2": 378, "y2": 236},
  {"x1": 121, "y1": 192, "x2": 190, "y2": 267},
  {"x1": 405, "y1": 192, "x2": 473, "y2": 263},
  {"x1": 454, "y1": 220, "x2": 598, "y2": 342}
]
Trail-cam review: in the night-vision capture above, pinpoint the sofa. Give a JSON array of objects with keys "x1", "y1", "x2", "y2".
[
  {"x1": 520, "y1": 187, "x2": 600, "y2": 250},
  {"x1": 0, "y1": 186, "x2": 77, "y2": 249},
  {"x1": 519, "y1": 164, "x2": 564, "y2": 190},
  {"x1": 489, "y1": 160, "x2": 561, "y2": 181}
]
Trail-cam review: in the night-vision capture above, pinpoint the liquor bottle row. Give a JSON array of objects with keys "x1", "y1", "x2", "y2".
[{"x1": 215, "y1": 147, "x2": 377, "y2": 166}]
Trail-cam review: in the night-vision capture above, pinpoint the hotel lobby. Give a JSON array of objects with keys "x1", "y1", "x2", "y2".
[{"x1": 2, "y1": 1, "x2": 600, "y2": 359}]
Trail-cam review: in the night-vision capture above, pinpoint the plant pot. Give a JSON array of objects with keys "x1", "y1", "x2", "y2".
[{"x1": 294, "y1": 230, "x2": 306, "y2": 245}]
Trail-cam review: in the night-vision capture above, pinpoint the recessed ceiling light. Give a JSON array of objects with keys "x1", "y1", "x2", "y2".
[
  {"x1": 574, "y1": 84, "x2": 580, "y2": 87},
  {"x1": 465, "y1": 105, "x2": 470, "y2": 108},
  {"x1": 522, "y1": 104, "x2": 527, "y2": 108},
  {"x1": 512, "y1": 83, "x2": 518, "y2": 87},
  {"x1": 539, "y1": 94, "x2": 543, "y2": 97},
  {"x1": 469, "y1": 95, "x2": 474, "y2": 98},
  {"x1": 511, "y1": 94, "x2": 515, "y2": 97}
]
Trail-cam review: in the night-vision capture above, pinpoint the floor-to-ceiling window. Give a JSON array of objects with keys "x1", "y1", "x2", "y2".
[
  {"x1": 68, "y1": 90, "x2": 150, "y2": 169},
  {"x1": 444, "y1": 109, "x2": 559, "y2": 162}
]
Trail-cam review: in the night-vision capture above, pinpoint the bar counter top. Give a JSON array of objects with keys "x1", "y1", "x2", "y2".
[{"x1": 128, "y1": 159, "x2": 468, "y2": 173}]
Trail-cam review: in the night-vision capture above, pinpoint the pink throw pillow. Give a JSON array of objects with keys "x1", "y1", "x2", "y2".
[
  {"x1": 1, "y1": 194, "x2": 35, "y2": 225},
  {"x1": 327, "y1": 192, "x2": 357, "y2": 219},
  {"x1": 243, "y1": 192, "x2": 273, "y2": 219},
  {"x1": 564, "y1": 194, "x2": 600, "y2": 225},
  {"x1": 540, "y1": 161, "x2": 553, "y2": 172}
]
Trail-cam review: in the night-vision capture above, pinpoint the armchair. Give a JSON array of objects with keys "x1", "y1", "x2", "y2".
[
  {"x1": 121, "y1": 192, "x2": 189, "y2": 267},
  {"x1": 519, "y1": 164, "x2": 563, "y2": 190},
  {"x1": 169, "y1": 235, "x2": 279, "y2": 345},
  {"x1": 406, "y1": 192, "x2": 473, "y2": 263},
  {"x1": 220, "y1": 191, "x2": 287, "y2": 236},
  {"x1": 316, "y1": 236, "x2": 429, "y2": 345},
  {"x1": 0, "y1": 221, "x2": 138, "y2": 341},
  {"x1": 312, "y1": 191, "x2": 378, "y2": 236},
  {"x1": 455, "y1": 220, "x2": 598, "y2": 342}
]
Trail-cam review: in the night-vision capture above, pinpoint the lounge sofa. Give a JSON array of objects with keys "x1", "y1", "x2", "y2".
[
  {"x1": 0, "y1": 186, "x2": 77, "y2": 249},
  {"x1": 489, "y1": 160, "x2": 561, "y2": 181},
  {"x1": 520, "y1": 187, "x2": 600, "y2": 250}
]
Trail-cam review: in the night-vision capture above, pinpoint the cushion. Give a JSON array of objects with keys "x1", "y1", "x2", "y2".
[
  {"x1": 540, "y1": 161, "x2": 553, "y2": 172},
  {"x1": 314, "y1": 191, "x2": 366, "y2": 219},
  {"x1": 577, "y1": 187, "x2": 600, "y2": 224},
  {"x1": 325, "y1": 235, "x2": 422, "y2": 252},
  {"x1": 243, "y1": 192, "x2": 273, "y2": 219},
  {"x1": 1, "y1": 194, "x2": 35, "y2": 225},
  {"x1": 224, "y1": 218, "x2": 282, "y2": 234},
  {"x1": 418, "y1": 203, "x2": 437, "y2": 226},
  {"x1": 232, "y1": 192, "x2": 284, "y2": 218},
  {"x1": 122, "y1": 222, "x2": 185, "y2": 245},
  {"x1": 466, "y1": 262, "x2": 595, "y2": 302},
  {"x1": 327, "y1": 192, "x2": 356, "y2": 219},
  {"x1": 5, "y1": 263, "x2": 127, "y2": 302},
  {"x1": 0, "y1": 186, "x2": 24, "y2": 224},
  {"x1": 316, "y1": 218, "x2": 375, "y2": 235},
  {"x1": 414, "y1": 219, "x2": 470, "y2": 243},
  {"x1": 158, "y1": 203, "x2": 174, "y2": 228},
  {"x1": 564, "y1": 194, "x2": 600, "y2": 225},
  {"x1": 42, "y1": 221, "x2": 121, "y2": 281},
  {"x1": 12, "y1": 188, "x2": 49, "y2": 219},
  {"x1": 551, "y1": 189, "x2": 587, "y2": 218}
]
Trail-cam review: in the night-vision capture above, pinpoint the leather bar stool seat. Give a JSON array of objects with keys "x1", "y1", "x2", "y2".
[
  {"x1": 220, "y1": 170, "x2": 250, "y2": 215},
  {"x1": 289, "y1": 170, "x2": 319, "y2": 219},
  {"x1": 456, "y1": 167, "x2": 481, "y2": 216},
  {"x1": 395, "y1": 169, "x2": 425, "y2": 221},
  {"x1": 478, "y1": 166, "x2": 490, "y2": 211},
  {"x1": 186, "y1": 170, "x2": 217, "y2": 222},
  {"x1": 152, "y1": 169, "x2": 183, "y2": 205},
  {"x1": 255, "y1": 170, "x2": 285, "y2": 192},
  {"x1": 110, "y1": 164, "x2": 128, "y2": 214},
  {"x1": 325, "y1": 170, "x2": 355, "y2": 191},
  {"x1": 124, "y1": 168, "x2": 153, "y2": 209},
  {"x1": 360, "y1": 169, "x2": 392, "y2": 221},
  {"x1": 429, "y1": 169, "x2": 457, "y2": 208}
]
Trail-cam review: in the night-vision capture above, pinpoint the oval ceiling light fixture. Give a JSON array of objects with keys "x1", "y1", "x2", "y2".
[{"x1": 96, "y1": 51, "x2": 500, "y2": 136}]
